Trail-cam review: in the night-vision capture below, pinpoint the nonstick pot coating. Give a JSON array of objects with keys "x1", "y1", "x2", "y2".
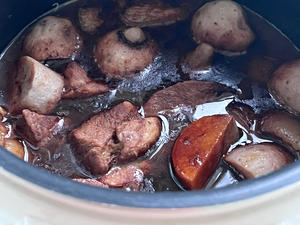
[{"x1": 0, "y1": 0, "x2": 300, "y2": 208}]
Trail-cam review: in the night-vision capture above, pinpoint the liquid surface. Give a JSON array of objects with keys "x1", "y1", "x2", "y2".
[{"x1": 0, "y1": 0, "x2": 299, "y2": 192}]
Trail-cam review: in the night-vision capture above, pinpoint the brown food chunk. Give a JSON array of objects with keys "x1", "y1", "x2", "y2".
[
  {"x1": 63, "y1": 62, "x2": 109, "y2": 99},
  {"x1": 94, "y1": 28, "x2": 158, "y2": 79},
  {"x1": 172, "y1": 115, "x2": 240, "y2": 190},
  {"x1": 100, "y1": 161, "x2": 151, "y2": 191},
  {"x1": 181, "y1": 43, "x2": 214, "y2": 71},
  {"x1": 0, "y1": 107, "x2": 7, "y2": 121},
  {"x1": 225, "y1": 143, "x2": 292, "y2": 179},
  {"x1": 116, "y1": 117, "x2": 161, "y2": 161},
  {"x1": 246, "y1": 55, "x2": 281, "y2": 83},
  {"x1": 83, "y1": 142, "x2": 122, "y2": 175},
  {"x1": 144, "y1": 80, "x2": 233, "y2": 116},
  {"x1": 78, "y1": 8, "x2": 103, "y2": 34},
  {"x1": 10, "y1": 56, "x2": 64, "y2": 115},
  {"x1": 121, "y1": 4, "x2": 189, "y2": 27},
  {"x1": 17, "y1": 109, "x2": 70, "y2": 148},
  {"x1": 72, "y1": 101, "x2": 139, "y2": 151},
  {"x1": 268, "y1": 59, "x2": 300, "y2": 115},
  {"x1": 71, "y1": 101, "x2": 140, "y2": 175},
  {"x1": 260, "y1": 111, "x2": 300, "y2": 152},
  {"x1": 23, "y1": 16, "x2": 82, "y2": 61},
  {"x1": 191, "y1": 0, "x2": 255, "y2": 53},
  {"x1": 73, "y1": 178, "x2": 108, "y2": 188}
]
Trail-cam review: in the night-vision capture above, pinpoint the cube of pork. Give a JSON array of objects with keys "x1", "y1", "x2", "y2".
[
  {"x1": 17, "y1": 109, "x2": 70, "y2": 148},
  {"x1": 63, "y1": 62, "x2": 109, "y2": 99},
  {"x1": 225, "y1": 143, "x2": 292, "y2": 179},
  {"x1": 72, "y1": 101, "x2": 139, "y2": 151},
  {"x1": 71, "y1": 101, "x2": 140, "y2": 175},
  {"x1": 23, "y1": 16, "x2": 82, "y2": 61},
  {"x1": 100, "y1": 161, "x2": 151, "y2": 191},
  {"x1": 10, "y1": 56, "x2": 64, "y2": 115},
  {"x1": 73, "y1": 178, "x2": 108, "y2": 188},
  {"x1": 116, "y1": 117, "x2": 161, "y2": 161}
]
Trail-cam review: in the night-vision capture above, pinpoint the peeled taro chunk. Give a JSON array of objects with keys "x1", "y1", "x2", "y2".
[
  {"x1": 94, "y1": 27, "x2": 158, "y2": 79},
  {"x1": 10, "y1": 56, "x2": 64, "y2": 115},
  {"x1": 191, "y1": 0, "x2": 255, "y2": 53},
  {"x1": 121, "y1": 4, "x2": 189, "y2": 27},
  {"x1": 225, "y1": 143, "x2": 292, "y2": 179},
  {"x1": 63, "y1": 62, "x2": 109, "y2": 99},
  {"x1": 23, "y1": 16, "x2": 82, "y2": 61},
  {"x1": 268, "y1": 59, "x2": 300, "y2": 115}
]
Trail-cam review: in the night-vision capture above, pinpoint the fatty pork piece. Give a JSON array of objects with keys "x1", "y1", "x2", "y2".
[
  {"x1": 71, "y1": 101, "x2": 161, "y2": 175},
  {"x1": 78, "y1": 8, "x2": 103, "y2": 34},
  {"x1": 116, "y1": 117, "x2": 161, "y2": 161},
  {"x1": 191, "y1": 0, "x2": 255, "y2": 53},
  {"x1": 260, "y1": 111, "x2": 300, "y2": 152},
  {"x1": 144, "y1": 80, "x2": 234, "y2": 116},
  {"x1": 17, "y1": 109, "x2": 70, "y2": 148},
  {"x1": 121, "y1": 4, "x2": 189, "y2": 27},
  {"x1": 10, "y1": 56, "x2": 64, "y2": 115},
  {"x1": 268, "y1": 59, "x2": 300, "y2": 115},
  {"x1": 63, "y1": 62, "x2": 109, "y2": 99},
  {"x1": 94, "y1": 27, "x2": 158, "y2": 79},
  {"x1": 23, "y1": 16, "x2": 82, "y2": 61},
  {"x1": 225, "y1": 143, "x2": 292, "y2": 179},
  {"x1": 73, "y1": 160, "x2": 151, "y2": 191},
  {"x1": 100, "y1": 161, "x2": 151, "y2": 191}
]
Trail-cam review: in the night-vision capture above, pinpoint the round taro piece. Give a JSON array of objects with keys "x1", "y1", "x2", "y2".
[
  {"x1": 191, "y1": 0, "x2": 255, "y2": 53},
  {"x1": 94, "y1": 27, "x2": 158, "y2": 79},
  {"x1": 23, "y1": 16, "x2": 82, "y2": 61},
  {"x1": 268, "y1": 59, "x2": 300, "y2": 115}
]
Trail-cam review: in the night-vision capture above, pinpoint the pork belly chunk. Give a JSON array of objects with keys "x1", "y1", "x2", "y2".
[
  {"x1": 17, "y1": 109, "x2": 70, "y2": 148},
  {"x1": 225, "y1": 143, "x2": 292, "y2": 179},
  {"x1": 72, "y1": 101, "x2": 161, "y2": 175},
  {"x1": 71, "y1": 102, "x2": 140, "y2": 175},
  {"x1": 260, "y1": 111, "x2": 300, "y2": 152},
  {"x1": 23, "y1": 16, "x2": 82, "y2": 61},
  {"x1": 100, "y1": 161, "x2": 151, "y2": 191},
  {"x1": 73, "y1": 178, "x2": 108, "y2": 188},
  {"x1": 63, "y1": 62, "x2": 109, "y2": 99},
  {"x1": 10, "y1": 56, "x2": 64, "y2": 115},
  {"x1": 116, "y1": 117, "x2": 161, "y2": 161}
]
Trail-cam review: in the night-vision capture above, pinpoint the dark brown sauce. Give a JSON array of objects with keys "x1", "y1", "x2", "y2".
[{"x1": 0, "y1": 0, "x2": 299, "y2": 192}]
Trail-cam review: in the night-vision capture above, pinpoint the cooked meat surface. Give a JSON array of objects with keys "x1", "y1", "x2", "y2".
[
  {"x1": 144, "y1": 80, "x2": 233, "y2": 116},
  {"x1": 260, "y1": 111, "x2": 300, "y2": 152},
  {"x1": 225, "y1": 143, "x2": 292, "y2": 179},
  {"x1": 23, "y1": 16, "x2": 82, "y2": 61},
  {"x1": 17, "y1": 109, "x2": 70, "y2": 148},
  {"x1": 116, "y1": 117, "x2": 161, "y2": 161},
  {"x1": 121, "y1": 4, "x2": 189, "y2": 27},
  {"x1": 63, "y1": 62, "x2": 109, "y2": 99},
  {"x1": 73, "y1": 178, "x2": 108, "y2": 188},
  {"x1": 78, "y1": 8, "x2": 103, "y2": 34},
  {"x1": 10, "y1": 56, "x2": 64, "y2": 115},
  {"x1": 72, "y1": 101, "x2": 139, "y2": 151},
  {"x1": 100, "y1": 161, "x2": 151, "y2": 191}
]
